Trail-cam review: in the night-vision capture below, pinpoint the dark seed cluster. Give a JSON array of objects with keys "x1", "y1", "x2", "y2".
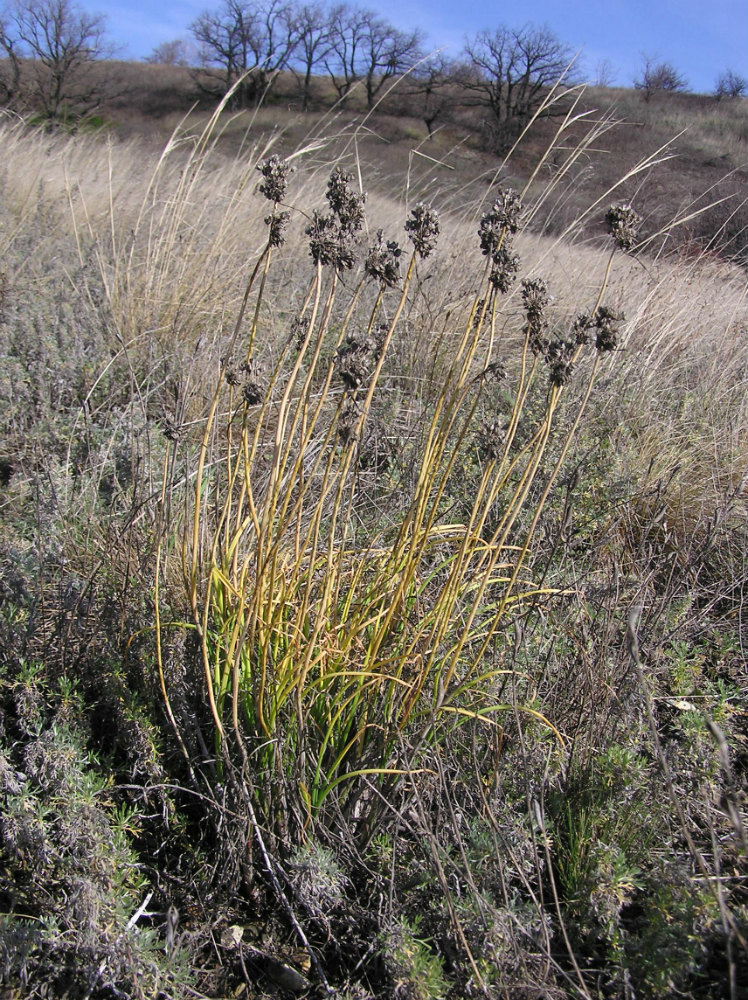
[
  {"x1": 265, "y1": 211, "x2": 289, "y2": 248},
  {"x1": 335, "y1": 327, "x2": 386, "y2": 391},
  {"x1": 480, "y1": 189, "x2": 524, "y2": 293},
  {"x1": 365, "y1": 230, "x2": 402, "y2": 287},
  {"x1": 594, "y1": 306, "x2": 623, "y2": 352},
  {"x1": 571, "y1": 312, "x2": 593, "y2": 346},
  {"x1": 478, "y1": 360, "x2": 507, "y2": 383},
  {"x1": 224, "y1": 363, "x2": 243, "y2": 387},
  {"x1": 227, "y1": 359, "x2": 266, "y2": 405},
  {"x1": 162, "y1": 418, "x2": 181, "y2": 442},
  {"x1": 306, "y1": 210, "x2": 357, "y2": 270},
  {"x1": 605, "y1": 203, "x2": 642, "y2": 252},
  {"x1": 305, "y1": 167, "x2": 366, "y2": 271},
  {"x1": 546, "y1": 336, "x2": 576, "y2": 386},
  {"x1": 479, "y1": 189, "x2": 523, "y2": 252},
  {"x1": 521, "y1": 277, "x2": 549, "y2": 325},
  {"x1": 336, "y1": 333, "x2": 374, "y2": 391},
  {"x1": 326, "y1": 167, "x2": 366, "y2": 234},
  {"x1": 472, "y1": 299, "x2": 486, "y2": 329},
  {"x1": 477, "y1": 418, "x2": 506, "y2": 461},
  {"x1": 489, "y1": 244, "x2": 521, "y2": 292},
  {"x1": 521, "y1": 278, "x2": 550, "y2": 355},
  {"x1": 257, "y1": 155, "x2": 290, "y2": 204},
  {"x1": 290, "y1": 315, "x2": 311, "y2": 351},
  {"x1": 405, "y1": 203, "x2": 440, "y2": 258},
  {"x1": 337, "y1": 397, "x2": 359, "y2": 444}
]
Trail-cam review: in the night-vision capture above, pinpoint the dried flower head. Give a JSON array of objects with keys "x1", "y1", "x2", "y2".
[
  {"x1": 257, "y1": 155, "x2": 290, "y2": 204},
  {"x1": 243, "y1": 380, "x2": 265, "y2": 406},
  {"x1": 336, "y1": 333, "x2": 373, "y2": 390},
  {"x1": 594, "y1": 306, "x2": 623, "y2": 352},
  {"x1": 371, "y1": 323, "x2": 389, "y2": 359},
  {"x1": 305, "y1": 211, "x2": 356, "y2": 270},
  {"x1": 605, "y1": 203, "x2": 642, "y2": 252},
  {"x1": 478, "y1": 360, "x2": 507, "y2": 383},
  {"x1": 290, "y1": 315, "x2": 310, "y2": 351},
  {"x1": 162, "y1": 418, "x2": 181, "y2": 442},
  {"x1": 545, "y1": 336, "x2": 575, "y2": 386},
  {"x1": 472, "y1": 298, "x2": 486, "y2": 329},
  {"x1": 224, "y1": 363, "x2": 242, "y2": 387},
  {"x1": 240, "y1": 359, "x2": 266, "y2": 405},
  {"x1": 521, "y1": 278, "x2": 550, "y2": 355},
  {"x1": 549, "y1": 358, "x2": 574, "y2": 386},
  {"x1": 365, "y1": 230, "x2": 402, "y2": 287},
  {"x1": 479, "y1": 189, "x2": 523, "y2": 255},
  {"x1": 489, "y1": 244, "x2": 521, "y2": 292},
  {"x1": 521, "y1": 278, "x2": 550, "y2": 327},
  {"x1": 337, "y1": 398, "x2": 360, "y2": 444},
  {"x1": 326, "y1": 167, "x2": 366, "y2": 234},
  {"x1": 405, "y1": 203, "x2": 440, "y2": 258},
  {"x1": 571, "y1": 312, "x2": 592, "y2": 346},
  {"x1": 265, "y1": 210, "x2": 290, "y2": 248},
  {"x1": 477, "y1": 418, "x2": 506, "y2": 461}
]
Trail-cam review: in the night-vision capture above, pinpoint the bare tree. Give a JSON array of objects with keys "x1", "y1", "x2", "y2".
[
  {"x1": 3, "y1": 0, "x2": 110, "y2": 121},
  {"x1": 406, "y1": 53, "x2": 453, "y2": 138},
  {"x1": 0, "y1": 12, "x2": 22, "y2": 104},
  {"x1": 191, "y1": 0, "x2": 247, "y2": 98},
  {"x1": 634, "y1": 55, "x2": 688, "y2": 101},
  {"x1": 323, "y1": 5, "x2": 422, "y2": 109},
  {"x1": 292, "y1": 1, "x2": 335, "y2": 111},
  {"x1": 249, "y1": 0, "x2": 300, "y2": 91},
  {"x1": 359, "y1": 14, "x2": 422, "y2": 109},
  {"x1": 592, "y1": 57, "x2": 616, "y2": 88},
  {"x1": 715, "y1": 68, "x2": 747, "y2": 100},
  {"x1": 145, "y1": 38, "x2": 192, "y2": 67},
  {"x1": 322, "y1": 4, "x2": 369, "y2": 101},
  {"x1": 191, "y1": 0, "x2": 299, "y2": 107},
  {"x1": 463, "y1": 24, "x2": 575, "y2": 152}
]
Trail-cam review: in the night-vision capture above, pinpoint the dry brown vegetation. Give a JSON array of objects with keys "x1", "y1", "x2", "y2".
[{"x1": 0, "y1": 70, "x2": 746, "y2": 999}]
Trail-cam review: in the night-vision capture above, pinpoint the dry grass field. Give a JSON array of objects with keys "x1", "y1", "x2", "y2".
[{"x1": 0, "y1": 75, "x2": 746, "y2": 998}]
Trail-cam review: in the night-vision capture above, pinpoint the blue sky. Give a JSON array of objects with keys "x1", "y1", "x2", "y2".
[{"x1": 101, "y1": 0, "x2": 748, "y2": 94}]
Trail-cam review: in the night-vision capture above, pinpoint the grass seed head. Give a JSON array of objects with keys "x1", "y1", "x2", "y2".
[
  {"x1": 326, "y1": 166, "x2": 366, "y2": 234},
  {"x1": 405, "y1": 203, "x2": 440, "y2": 258},
  {"x1": 521, "y1": 277, "x2": 550, "y2": 325},
  {"x1": 290, "y1": 315, "x2": 310, "y2": 351},
  {"x1": 264, "y1": 210, "x2": 290, "y2": 247},
  {"x1": 239, "y1": 359, "x2": 265, "y2": 404},
  {"x1": 489, "y1": 242, "x2": 521, "y2": 292},
  {"x1": 521, "y1": 277, "x2": 551, "y2": 353},
  {"x1": 546, "y1": 336, "x2": 576, "y2": 386},
  {"x1": 605, "y1": 203, "x2": 642, "y2": 252},
  {"x1": 478, "y1": 418, "x2": 506, "y2": 460},
  {"x1": 365, "y1": 229, "x2": 402, "y2": 287},
  {"x1": 337, "y1": 333, "x2": 373, "y2": 390},
  {"x1": 337, "y1": 398, "x2": 359, "y2": 443},
  {"x1": 306, "y1": 210, "x2": 357, "y2": 270},
  {"x1": 162, "y1": 418, "x2": 180, "y2": 442},
  {"x1": 225, "y1": 365, "x2": 242, "y2": 387},
  {"x1": 572, "y1": 312, "x2": 593, "y2": 345},
  {"x1": 594, "y1": 305, "x2": 623, "y2": 351},
  {"x1": 257, "y1": 154, "x2": 291, "y2": 204},
  {"x1": 479, "y1": 189, "x2": 524, "y2": 255},
  {"x1": 479, "y1": 360, "x2": 507, "y2": 382}
]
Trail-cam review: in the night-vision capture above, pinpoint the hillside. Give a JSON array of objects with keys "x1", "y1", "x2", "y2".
[
  {"x1": 89, "y1": 60, "x2": 748, "y2": 264},
  {"x1": 0, "y1": 70, "x2": 747, "y2": 999}
]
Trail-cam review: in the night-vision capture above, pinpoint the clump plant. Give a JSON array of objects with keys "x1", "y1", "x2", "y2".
[{"x1": 151, "y1": 113, "x2": 649, "y2": 938}]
